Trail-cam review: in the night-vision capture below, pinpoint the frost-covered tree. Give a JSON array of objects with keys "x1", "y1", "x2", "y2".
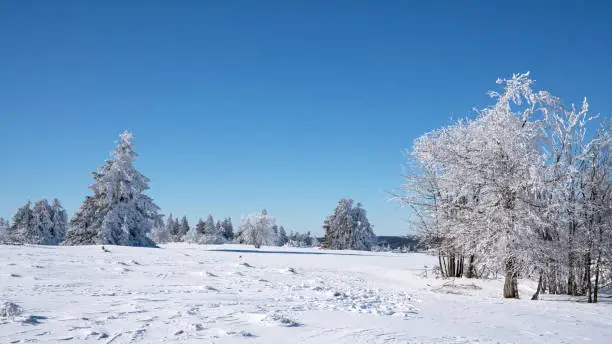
[
  {"x1": 395, "y1": 72, "x2": 611, "y2": 300},
  {"x1": 149, "y1": 214, "x2": 170, "y2": 244},
  {"x1": 166, "y1": 213, "x2": 176, "y2": 240},
  {"x1": 216, "y1": 220, "x2": 223, "y2": 236},
  {"x1": 195, "y1": 218, "x2": 205, "y2": 235},
  {"x1": 10, "y1": 201, "x2": 33, "y2": 243},
  {"x1": 203, "y1": 215, "x2": 215, "y2": 235},
  {"x1": 0, "y1": 217, "x2": 10, "y2": 243},
  {"x1": 351, "y1": 203, "x2": 376, "y2": 251},
  {"x1": 179, "y1": 216, "x2": 190, "y2": 240},
  {"x1": 278, "y1": 226, "x2": 288, "y2": 246},
  {"x1": 184, "y1": 220, "x2": 202, "y2": 243},
  {"x1": 200, "y1": 214, "x2": 225, "y2": 244},
  {"x1": 222, "y1": 217, "x2": 234, "y2": 240},
  {"x1": 64, "y1": 131, "x2": 159, "y2": 247},
  {"x1": 323, "y1": 198, "x2": 375, "y2": 250},
  {"x1": 238, "y1": 209, "x2": 278, "y2": 248},
  {"x1": 31, "y1": 199, "x2": 54, "y2": 245},
  {"x1": 286, "y1": 230, "x2": 316, "y2": 247},
  {"x1": 50, "y1": 199, "x2": 68, "y2": 244},
  {"x1": 172, "y1": 218, "x2": 181, "y2": 241},
  {"x1": 9, "y1": 199, "x2": 67, "y2": 245}
]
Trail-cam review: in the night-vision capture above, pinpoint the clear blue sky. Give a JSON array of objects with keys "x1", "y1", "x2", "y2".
[{"x1": 1, "y1": 1, "x2": 610, "y2": 235}]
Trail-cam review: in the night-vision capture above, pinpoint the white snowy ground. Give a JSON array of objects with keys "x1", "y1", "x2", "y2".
[{"x1": 1, "y1": 244, "x2": 611, "y2": 343}]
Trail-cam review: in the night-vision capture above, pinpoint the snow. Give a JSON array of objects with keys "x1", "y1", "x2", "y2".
[{"x1": 1, "y1": 244, "x2": 611, "y2": 343}]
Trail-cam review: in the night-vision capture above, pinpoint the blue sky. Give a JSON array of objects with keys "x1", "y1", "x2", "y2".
[{"x1": 1, "y1": 1, "x2": 610, "y2": 235}]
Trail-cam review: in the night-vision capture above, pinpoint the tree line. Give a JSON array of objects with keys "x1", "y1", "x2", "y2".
[{"x1": 1, "y1": 131, "x2": 375, "y2": 250}]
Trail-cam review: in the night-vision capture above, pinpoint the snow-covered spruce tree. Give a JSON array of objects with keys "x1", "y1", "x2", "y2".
[
  {"x1": 64, "y1": 131, "x2": 159, "y2": 247},
  {"x1": 179, "y1": 216, "x2": 190, "y2": 240},
  {"x1": 238, "y1": 209, "x2": 278, "y2": 248},
  {"x1": 184, "y1": 220, "x2": 202, "y2": 243},
  {"x1": 286, "y1": 230, "x2": 316, "y2": 247},
  {"x1": 351, "y1": 203, "x2": 377, "y2": 250},
  {"x1": 200, "y1": 214, "x2": 226, "y2": 244},
  {"x1": 32, "y1": 199, "x2": 54, "y2": 245},
  {"x1": 172, "y1": 217, "x2": 181, "y2": 241},
  {"x1": 216, "y1": 220, "x2": 222, "y2": 236},
  {"x1": 165, "y1": 214, "x2": 177, "y2": 241},
  {"x1": 323, "y1": 198, "x2": 353, "y2": 250},
  {"x1": 0, "y1": 217, "x2": 11, "y2": 243},
  {"x1": 222, "y1": 217, "x2": 234, "y2": 241},
  {"x1": 278, "y1": 226, "x2": 288, "y2": 246},
  {"x1": 50, "y1": 199, "x2": 68, "y2": 244},
  {"x1": 195, "y1": 218, "x2": 205, "y2": 235},
  {"x1": 203, "y1": 215, "x2": 215, "y2": 235},
  {"x1": 10, "y1": 199, "x2": 67, "y2": 245},
  {"x1": 323, "y1": 198, "x2": 375, "y2": 250},
  {"x1": 10, "y1": 201, "x2": 34, "y2": 243}
]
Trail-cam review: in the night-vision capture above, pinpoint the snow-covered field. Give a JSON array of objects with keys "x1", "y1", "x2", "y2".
[{"x1": 1, "y1": 244, "x2": 611, "y2": 343}]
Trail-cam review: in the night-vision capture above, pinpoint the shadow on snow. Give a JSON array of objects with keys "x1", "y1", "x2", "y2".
[{"x1": 205, "y1": 248, "x2": 369, "y2": 257}]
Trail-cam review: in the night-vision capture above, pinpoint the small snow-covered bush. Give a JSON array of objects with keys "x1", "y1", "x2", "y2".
[{"x1": 1, "y1": 302, "x2": 23, "y2": 318}]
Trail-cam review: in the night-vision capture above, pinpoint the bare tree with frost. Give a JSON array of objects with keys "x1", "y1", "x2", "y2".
[
  {"x1": 238, "y1": 209, "x2": 278, "y2": 248},
  {"x1": 149, "y1": 214, "x2": 170, "y2": 244},
  {"x1": 395, "y1": 72, "x2": 611, "y2": 300}
]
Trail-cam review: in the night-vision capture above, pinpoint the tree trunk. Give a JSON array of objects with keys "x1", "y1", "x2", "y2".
[
  {"x1": 531, "y1": 273, "x2": 543, "y2": 300},
  {"x1": 466, "y1": 254, "x2": 475, "y2": 278},
  {"x1": 594, "y1": 251, "x2": 601, "y2": 303},
  {"x1": 503, "y1": 259, "x2": 519, "y2": 299},
  {"x1": 439, "y1": 254, "x2": 446, "y2": 278},
  {"x1": 567, "y1": 221, "x2": 577, "y2": 296},
  {"x1": 456, "y1": 256, "x2": 464, "y2": 277},
  {"x1": 585, "y1": 252, "x2": 592, "y2": 303}
]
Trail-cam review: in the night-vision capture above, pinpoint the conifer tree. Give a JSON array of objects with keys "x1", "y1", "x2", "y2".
[
  {"x1": 172, "y1": 218, "x2": 181, "y2": 241},
  {"x1": 11, "y1": 201, "x2": 34, "y2": 243},
  {"x1": 179, "y1": 216, "x2": 190, "y2": 239},
  {"x1": 184, "y1": 220, "x2": 202, "y2": 243},
  {"x1": 64, "y1": 131, "x2": 159, "y2": 247},
  {"x1": 195, "y1": 218, "x2": 206, "y2": 235},
  {"x1": 222, "y1": 217, "x2": 234, "y2": 240},
  {"x1": 278, "y1": 226, "x2": 288, "y2": 246},
  {"x1": 323, "y1": 198, "x2": 375, "y2": 250},
  {"x1": 0, "y1": 217, "x2": 9, "y2": 243},
  {"x1": 50, "y1": 198, "x2": 68, "y2": 244}
]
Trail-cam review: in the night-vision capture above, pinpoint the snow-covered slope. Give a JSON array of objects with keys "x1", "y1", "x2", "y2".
[{"x1": 1, "y1": 244, "x2": 611, "y2": 343}]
